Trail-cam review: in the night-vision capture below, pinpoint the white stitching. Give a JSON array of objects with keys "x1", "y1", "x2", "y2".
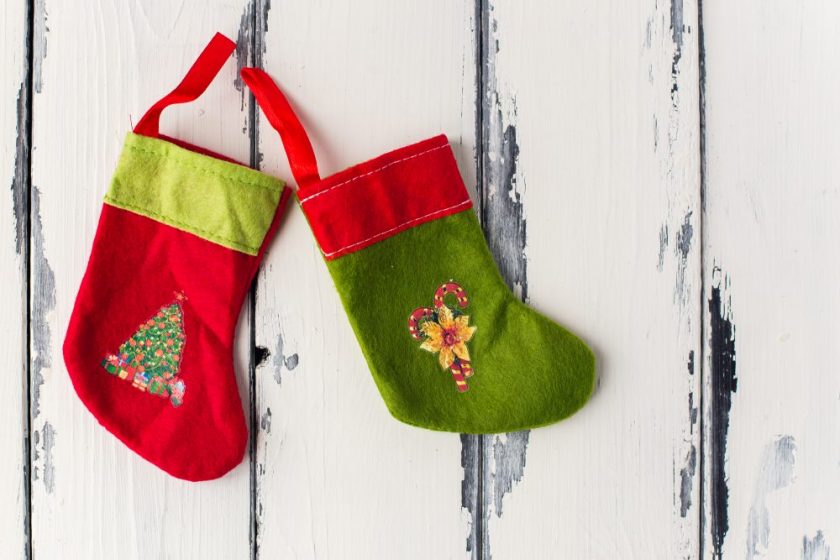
[
  {"x1": 323, "y1": 199, "x2": 471, "y2": 258},
  {"x1": 300, "y1": 143, "x2": 448, "y2": 204}
]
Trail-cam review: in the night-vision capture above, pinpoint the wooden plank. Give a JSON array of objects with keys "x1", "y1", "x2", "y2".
[
  {"x1": 701, "y1": 2, "x2": 840, "y2": 558},
  {"x1": 252, "y1": 1, "x2": 478, "y2": 557},
  {"x1": 481, "y1": 1, "x2": 702, "y2": 558},
  {"x1": 0, "y1": 0, "x2": 31, "y2": 557},
  {"x1": 28, "y1": 3, "x2": 256, "y2": 558}
]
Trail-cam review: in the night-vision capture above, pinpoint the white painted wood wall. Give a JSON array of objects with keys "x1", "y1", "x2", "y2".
[{"x1": 1, "y1": 1, "x2": 837, "y2": 558}]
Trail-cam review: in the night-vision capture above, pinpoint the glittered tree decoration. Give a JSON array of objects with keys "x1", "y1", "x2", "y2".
[{"x1": 102, "y1": 292, "x2": 187, "y2": 407}]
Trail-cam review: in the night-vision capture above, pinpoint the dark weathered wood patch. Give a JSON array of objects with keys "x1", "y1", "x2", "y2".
[
  {"x1": 460, "y1": 2, "x2": 531, "y2": 557},
  {"x1": 707, "y1": 270, "x2": 737, "y2": 559}
]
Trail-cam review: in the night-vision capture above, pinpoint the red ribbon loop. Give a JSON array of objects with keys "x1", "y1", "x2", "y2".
[{"x1": 134, "y1": 33, "x2": 236, "y2": 138}]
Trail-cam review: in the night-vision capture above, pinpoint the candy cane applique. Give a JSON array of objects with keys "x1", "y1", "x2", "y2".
[{"x1": 408, "y1": 281, "x2": 477, "y2": 393}]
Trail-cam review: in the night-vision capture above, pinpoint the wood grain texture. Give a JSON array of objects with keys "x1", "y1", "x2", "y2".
[
  {"x1": 701, "y1": 1, "x2": 840, "y2": 558},
  {"x1": 480, "y1": 1, "x2": 703, "y2": 558},
  {"x1": 252, "y1": 1, "x2": 477, "y2": 557},
  {"x1": 27, "y1": 2, "x2": 254, "y2": 558},
  {"x1": 2, "y1": 0, "x2": 839, "y2": 558},
  {"x1": 0, "y1": 1, "x2": 30, "y2": 557}
]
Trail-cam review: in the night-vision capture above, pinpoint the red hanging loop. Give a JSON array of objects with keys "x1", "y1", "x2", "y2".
[
  {"x1": 240, "y1": 67, "x2": 321, "y2": 188},
  {"x1": 134, "y1": 33, "x2": 236, "y2": 138}
]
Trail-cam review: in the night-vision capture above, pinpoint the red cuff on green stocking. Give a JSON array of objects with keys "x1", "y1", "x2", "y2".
[{"x1": 242, "y1": 68, "x2": 597, "y2": 434}]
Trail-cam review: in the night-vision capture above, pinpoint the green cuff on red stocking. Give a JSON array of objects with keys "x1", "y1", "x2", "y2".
[{"x1": 64, "y1": 34, "x2": 291, "y2": 481}]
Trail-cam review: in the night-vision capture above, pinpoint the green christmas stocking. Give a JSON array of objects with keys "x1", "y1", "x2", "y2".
[{"x1": 243, "y1": 68, "x2": 596, "y2": 433}]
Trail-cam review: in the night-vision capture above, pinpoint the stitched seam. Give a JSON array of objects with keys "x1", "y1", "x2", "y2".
[
  {"x1": 104, "y1": 196, "x2": 260, "y2": 254},
  {"x1": 125, "y1": 144, "x2": 281, "y2": 191},
  {"x1": 323, "y1": 199, "x2": 471, "y2": 257},
  {"x1": 300, "y1": 143, "x2": 448, "y2": 204}
]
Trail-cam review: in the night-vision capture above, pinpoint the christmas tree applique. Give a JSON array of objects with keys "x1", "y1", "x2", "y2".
[{"x1": 102, "y1": 292, "x2": 187, "y2": 407}]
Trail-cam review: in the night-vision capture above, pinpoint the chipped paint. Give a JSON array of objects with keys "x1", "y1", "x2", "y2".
[
  {"x1": 676, "y1": 212, "x2": 693, "y2": 260},
  {"x1": 480, "y1": 4, "x2": 527, "y2": 302},
  {"x1": 482, "y1": 117, "x2": 527, "y2": 301},
  {"x1": 679, "y1": 445, "x2": 697, "y2": 518},
  {"x1": 802, "y1": 531, "x2": 831, "y2": 560},
  {"x1": 658, "y1": 224, "x2": 669, "y2": 271},
  {"x1": 461, "y1": 5, "x2": 531, "y2": 557},
  {"x1": 460, "y1": 434, "x2": 481, "y2": 555},
  {"x1": 746, "y1": 436, "x2": 796, "y2": 558},
  {"x1": 674, "y1": 210, "x2": 693, "y2": 301},
  {"x1": 254, "y1": 345, "x2": 270, "y2": 367},
  {"x1": 708, "y1": 270, "x2": 737, "y2": 559},
  {"x1": 12, "y1": 82, "x2": 28, "y2": 255},
  {"x1": 31, "y1": 186, "x2": 55, "y2": 419},
  {"x1": 681, "y1": 354, "x2": 699, "y2": 518},
  {"x1": 272, "y1": 333, "x2": 299, "y2": 386},
  {"x1": 698, "y1": 0, "x2": 708, "y2": 212},
  {"x1": 490, "y1": 431, "x2": 529, "y2": 517},
  {"x1": 657, "y1": 210, "x2": 694, "y2": 304},
  {"x1": 670, "y1": 0, "x2": 684, "y2": 97},
  {"x1": 235, "y1": 0, "x2": 271, "y2": 99},
  {"x1": 246, "y1": 5, "x2": 271, "y2": 558},
  {"x1": 40, "y1": 422, "x2": 55, "y2": 493},
  {"x1": 260, "y1": 407, "x2": 272, "y2": 434},
  {"x1": 32, "y1": 422, "x2": 56, "y2": 494},
  {"x1": 33, "y1": 0, "x2": 48, "y2": 93},
  {"x1": 688, "y1": 391, "x2": 698, "y2": 430},
  {"x1": 681, "y1": 351, "x2": 699, "y2": 517}
]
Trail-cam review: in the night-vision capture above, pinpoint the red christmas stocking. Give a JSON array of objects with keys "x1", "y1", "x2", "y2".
[{"x1": 64, "y1": 34, "x2": 291, "y2": 481}]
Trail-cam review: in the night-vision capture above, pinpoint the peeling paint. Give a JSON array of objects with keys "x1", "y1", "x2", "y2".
[
  {"x1": 746, "y1": 436, "x2": 796, "y2": 558},
  {"x1": 708, "y1": 271, "x2": 737, "y2": 559},
  {"x1": 234, "y1": 0, "x2": 271, "y2": 100},
  {"x1": 481, "y1": 6, "x2": 527, "y2": 303},
  {"x1": 12, "y1": 82, "x2": 28, "y2": 255},
  {"x1": 254, "y1": 345, "x2": 270, "y2": 367},
  {"x1": 32, "y1": 430, "x2": 39, "y2": 481},
  {"x1": 679, "y1": 444, "x2": 697, "y2": 517},
  {"x1": 31, "y1": 186, "x2": 55, "y2": 419},
  {"x1": 802, "y1": 531, "x2": 831, "y2": 560},
  {"x1": 272, "y1": 333, "x2": 298, "y2": 385},
  {"x1": 32, "y1": 423, "x2": 56, "y2": 493},
  {"x1": 658, "y1": 210, "x2": 693, "y2": 304},
  {"x1": 674, "y1": 210, "x2": 693, "y2": 302},
  {"x1": 688, "y1": 391, "x2": 698, "y2": 431},
  {"x1": 483, "y1": 118, "x2": 527, "y2": 301},
  {"x1": 40, "y1": 422, "x2": 56, "y2": 493},
  {"x1": 653, "y1": 113, "x2": 659, "y2": 150},
  {"x1": 658, "y1": 224, "x2": 668, "y2": 271},
  {"x1": 491, "y1": 430, "x2": 529, "y2": 517},
  {"x1": 471, "y1": 6, "x2": 531, "y2": 557},
  {"x1": 234, "y1": 2, "x2": 253, "y2": 97},
  {"x1": 33, "y1": 0, "x2": 48, "y2": 93},
  {"x1": 682, "y1": 353, "x2": 698, "y2": 517},
  {"x1": 676, "y1": 210, "x2": 693, "y2": 258},
  {"x1": 260, "y1": 407, "x2": 272, "y2": 434},
  {"x1": 460, "y1": 434, "x2": 480, "y2": 554},
  {"x1": 670, "y1": 0, "x2": 684, "y2": 97},
  {"x1": 676, "y1": 211, "x2": 693, "y2": 260}
]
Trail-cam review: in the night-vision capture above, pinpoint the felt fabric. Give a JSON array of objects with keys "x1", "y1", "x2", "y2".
[
  {"x1": 63, "y1": 33, "x2": 291, "y2": 480},
  {"x1": 298, "y1": 135, "x2": 471, "y2": 259},
  {"x1": 65, "y1": 195, "x2": 288, "y2": 480},
  {"x1": 314, "y1": 180, "x2": 596, "y2": 433},
  {"x1": 238, "y1": 67, "x2": 597, "y2": 433},
  {"x1": 107, "y1": 133, "x2": 284, "y2": 256}
]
